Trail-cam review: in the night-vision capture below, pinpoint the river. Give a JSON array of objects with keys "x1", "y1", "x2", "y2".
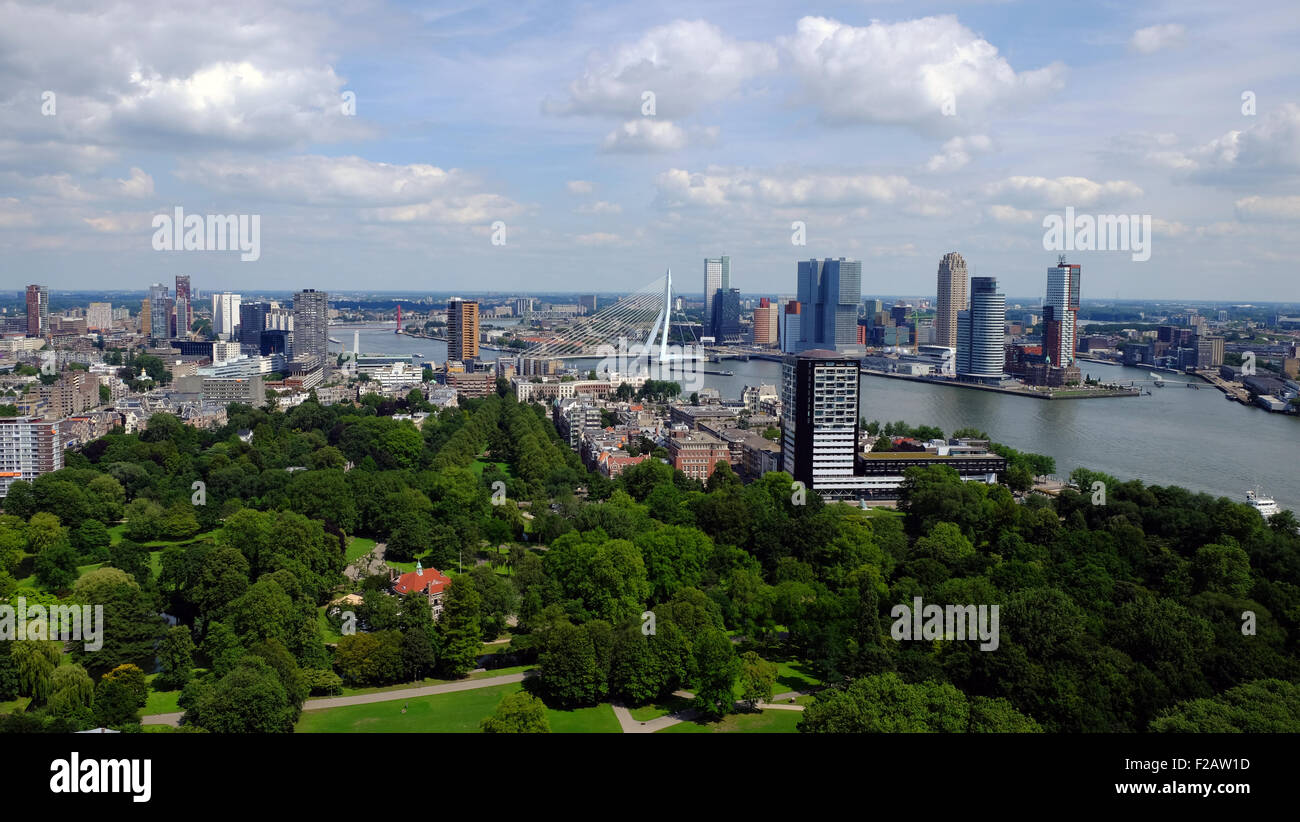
[{"x1": 335, "y1": 324, "x2": 1300, "y2": 513}]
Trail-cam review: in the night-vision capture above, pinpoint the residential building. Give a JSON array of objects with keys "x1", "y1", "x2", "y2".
[
  {"x1": 25, "y1": 285, "x2": 50, "y2": 338},
  {"x1": 212, "y1": 292, "x2": 242, "y2": 340},
  {"x1": 780, "y1": 349, "x2": 868, "y2": 499},
  {"x1": 291, "y1": 289, "x2": 329, "y2": 369},
  {"x1": 175, "y1": 275, "x2": 192, "y2": 332},
  {"x1": 956, "y1": 276, "x2": 1006, "y2": 382},
  {"x1": 1045, "y1": 258, "x2": 1082, "y2": 366},
  {"x1": 0, "y1": 416, "x2": 63, "y2": 497},
  {"x1": 86, "y1": 302, "x2": 113, "y2": 332},
  {"x1": 935, "y1": 253, "x2": 967, "y2": 350},
  {"x1": 780, "y1": 300, "x2": 801, "y2": 354},
  {"x1": 149, "y1": 284, "x2": 171, "y2": 342},
  {"x1": 447, "y1": 298, "x2": 479, "y2": 363}
]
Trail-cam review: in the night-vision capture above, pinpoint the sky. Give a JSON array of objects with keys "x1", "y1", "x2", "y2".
[{"x1": 1, "y1": 0, "x2": 1298, "y2": 302}]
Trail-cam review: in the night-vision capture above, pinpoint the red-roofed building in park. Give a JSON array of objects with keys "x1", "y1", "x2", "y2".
[{"x1": 390, "y1": 561, "x2": 451, "y2": 618}]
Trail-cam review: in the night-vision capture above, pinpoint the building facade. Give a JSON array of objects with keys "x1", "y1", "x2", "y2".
[
  {"x1": 1045, "y1": 258, "x2": 1082, "y2": 367},
  {"x1": 934, "y1": 252, "x2": 968, "y2": 350},
  {"x1": 780, "y1": 349, "x2": 868, "y2": 499},
  {"x1": 956, "y1": 276, "x2": 1006, "y2": 381},
  {"x1": 25, "y1": 284, "x2": 49, "y2": 338},
  {"x1": 703, "y1": 256, "x2": 730, "y2": 320},
  {"x1": 794, "y1": 258, "x2": 862, "y2": 354},
  {"x1": 447, "y1": 298, "x2": 480, "y2": 363},
  {"x1": 291, "y1": 289, "x2": 329, "y2": 369},
  {"x1": 0, "y1": 416, "x2": 63, "y2": 497}
]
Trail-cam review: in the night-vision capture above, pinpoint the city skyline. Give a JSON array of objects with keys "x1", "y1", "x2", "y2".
[{"x1": 1, "y1": 2, "x2": 1297, "y2": 300}]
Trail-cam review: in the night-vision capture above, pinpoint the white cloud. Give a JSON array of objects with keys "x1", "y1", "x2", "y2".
[
  {"x1": 600, "y1": 119, "x2": 716, "y2": 152},
  {"x1": 782, "y1": 15, "x2": 1064, "y2": 132},
  {"x1": 576, "y1": 201, "x2": 622, "y2": 214},
  {"x1": 984, "y1": 176, "x2": 1143, "y2": 208},
  {"x1": 988, "y1": 204, "x2": 1036, "y2": 223},
  {"x1": 574, "y1": 232, "x2": 621, "y2": 245},
  {"x1": 544, "y1": 19, "x2": 777, "y2": 119},
  {"x1": 925, "y1": 135, "x2": 994, "y2": 172},
  {"x1": 566, "y1": 180, "x2": 594, "y2": 195},
  {"x1": 1143, "y1": 105, "x2": 1300, "y2": 182},
  {"x1": 1130, "y1": 24, "x2": 1186, "y2": 55},
  {"x1": 1235, "y1": 195, "x2": 1300, "y2": 220},
  {"x1": 655, "y1": 166, "x2": 951, "y2": 216}
]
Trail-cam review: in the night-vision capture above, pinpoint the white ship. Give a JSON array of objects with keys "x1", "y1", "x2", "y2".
[{"x1": 1246, "y1": 488, "x2": 1280, "y2": 519}]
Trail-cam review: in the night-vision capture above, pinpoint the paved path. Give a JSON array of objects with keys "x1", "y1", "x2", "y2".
[{"x1": 141, "y1": 671, "x2": 530, "y2": 726}]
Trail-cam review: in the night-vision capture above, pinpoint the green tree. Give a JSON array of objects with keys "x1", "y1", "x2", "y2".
[
  {"x1": 435, "y1": 576, "x2": 484, "y2": 678},
  {"x1": 156, "y1": 625, "x2": 197, "y2": 690},
  {"x1": 480, "y1": 690, "x2": 551, "y2": 733},
  {"x1": 692, "y1": 628, "x2": 738, "y2": 719},
  {"x1": 736, "y1": 651, "x2": 777, "y2": 710}
]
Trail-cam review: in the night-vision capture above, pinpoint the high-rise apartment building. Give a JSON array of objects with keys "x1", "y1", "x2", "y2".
[
  {"x1": 934, "y1": 252, "x2": 968, "y2": 350},
  {"x1": 0, "y1": 417, "x2": 63, "y2": 498},
  {"x1": 210, "y1": 292, "x2": 242, "y2": 339},
  {"x1": 781, "y1": 349, "x2": 868, "y2": 499},
  {"x1": 25, "y1": 285, "x2": 49, "y2": 337},
  {"x1": 1045, "y1": 258, "x2": 1082, "y2": 367},
  {"x1": 956, "y1": 276, "x2": 1006, "y2": 382},
  {"x1": 447, "y1": 298, "x2": 479, "y2": 363},
  {"x1": 752, "y1": 298, "x2": 779, "y2": 346},
  {"x1": 780, "y1": 301, "x2": 801, "y2": 354},
  {"x1": 86, "y1": 302, "x2": 113, "y2": 331},
  {"x1": 704, "y1": 256, "x2": 730, "y2": 319},
  {"x1": 291, "y1": 289, "x2": 329, "y2": 369},
  {"x1": 794, "y1": 258, "x2": 862, "y2": 354},
  {"x1": 140, "y1": 298, "x2": 151, "y2": 337},
  {"x1": 149, "y1": 283, "x2": 171, "y2": 342},
  {"x1": 175, "y1": 275, "x2": 192, "y2": 332}
]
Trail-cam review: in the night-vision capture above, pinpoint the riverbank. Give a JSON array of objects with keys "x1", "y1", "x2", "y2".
[{"x1": 859, "y1": 369, "x2": 1142, "y2": 400}]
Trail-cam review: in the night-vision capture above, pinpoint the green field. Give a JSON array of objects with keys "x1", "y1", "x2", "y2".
[
  {"x1": 657, "y1": 708, "x2": 803, "y2": 733},
  {"x1": 344, "y1": 536, "x2": 377, "y2": 564},
  {"x1": 772, "y1": 659, "x2": 821, "y2": 694},
  {"x1": 295, "y1": 680, "x2": 620, "y2": 733},
  {"x1": 627, "y1": 695, "x2": 693, "y2": 722},
  {"x1": 470, "y1": 459, "x2": 515, "y2": 478}
]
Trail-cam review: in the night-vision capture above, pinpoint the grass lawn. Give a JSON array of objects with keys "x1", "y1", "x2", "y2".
[
  {"x1": 657, "y1": 709, "x2": 803, "y2": 734},
  {"x1": 318, "y1": 607, "x2": 343, "y2": 643},
  {"x1": 296, "y1": 682, "x2": 520, "y2": 733},
  {"x1": 470, "y1": 459, "x2": 515, "y2": 479},
  {"x1": 545, "y1": 703, "x2": 621, "y2": 733},
  {"x1": 0, "y1": 696, "x2": 32, "y2": 714},
  {"x1": 772, "y1": 659, "x2": 822, "y2": 695},
  {"x1": 107, "y1": 524, "x2": 219, "y2": 549},
  {"x1": 627, "y1": 695, "x2": 693, "y2": 722},
  {"x1": 344, "y1": 536, "x2": 377, "y2": 564},
  {"x1": 144, "y1": 670, "x2": 205, "y2": 715}
]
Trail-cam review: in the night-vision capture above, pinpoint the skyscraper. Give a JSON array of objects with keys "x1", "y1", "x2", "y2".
[
  {"x1": 149, "y1": 283, "x2": 171, "y2": 342},
  {"x1": 780, "y1": 301, "x2": 801, "y2": 354},
  {"x1": 175, "y1": 274, "x2": 192, "y2": 333},
  {"x1": 291, "y1": 289, "x2": 329, "y2": 368},
  {"x1": 703, "y1": 256, "x2": 730, "y2": 319},
  {"x1": 211, "y1": 292, "x2": 242, "y2": 340},
  {"x1": 1045, "y1": 257, "x2": 1082, "y2": 367},
  {"x1": 752, "y1": 298, "x2": 779, "y2": 346},
  {"x1": 934, "y1": 252, "x2": 968, "y2": 350},
  {"x1": 447, "y1": 298, "x2": 479, "y2": 363},
  {"x1": 781, "y1": 349, "x2": 868, "y2": 499},
  {"x1": 956, "y1": 276, "x2": 1006, "y2": 381},
  {"x1": 87, "y1": 302, "x2": 112, "y2": 331},
  {"x1": 795, "y1": 258, "x2": 862, "y2": 353},
  {"x1": 25, "y1": 284, "x2": 49, "y2": 337},
  {"x1": 710, "y1": 288, "x2": 741, "y2": 343},
  {"x1": 238, "y1": 300, "x2": 268, "y2": 350}
]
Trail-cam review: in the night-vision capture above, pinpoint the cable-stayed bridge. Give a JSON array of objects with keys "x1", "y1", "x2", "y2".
[{"x1": 519, "y1": 269, "x2": 703, "y2": 362}]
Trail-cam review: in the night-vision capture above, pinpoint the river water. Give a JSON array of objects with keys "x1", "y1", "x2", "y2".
[{"x1": 336, "y1": 325, "x2": 1300, "y2": 513}]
